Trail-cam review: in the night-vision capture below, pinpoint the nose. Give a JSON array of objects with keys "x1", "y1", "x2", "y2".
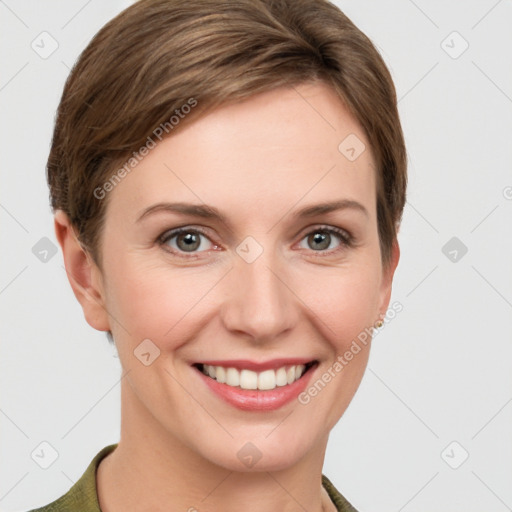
[{"x1": 220, "y1": 245, "x2": 299, "y2": 343}]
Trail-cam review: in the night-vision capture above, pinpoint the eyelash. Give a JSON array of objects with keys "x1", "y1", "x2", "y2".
[{"x1": 157, "y1": 225, "x2": 354, "y2": 259}]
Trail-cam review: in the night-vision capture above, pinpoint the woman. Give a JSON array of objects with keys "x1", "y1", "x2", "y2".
[{"x1": 29, "y1": 0, "x2": 406, "y2": 510}]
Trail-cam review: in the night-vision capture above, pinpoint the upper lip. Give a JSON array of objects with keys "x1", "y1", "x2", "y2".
[{"x1": 193, "y1": 358, "x2": 317, "y2": 372}]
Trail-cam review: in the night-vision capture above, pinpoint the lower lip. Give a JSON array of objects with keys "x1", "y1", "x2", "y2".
[{"x1": 195, "y1": 365, "x2": 316, "y2": 411}]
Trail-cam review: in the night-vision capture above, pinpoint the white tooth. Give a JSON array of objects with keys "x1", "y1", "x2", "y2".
[
  {"x1": 215, "y1": 366, "x2": 226, "y2": 383},
  {"x1": 226, "y1": 367, "x2": 240, "y2": 387},
  {"x1": 240, "y1": 369, "x2": 258, "y2": 390},
  {"x1": 286, "y1": 366, "x2": 296, "y2": 385},
  {"x1": 276, "y1": 367, "x2": 288, "y2": 387},
  {"x1": 203, "y1": 364, "x2": 306, "y2": 389},
  {"x1": 258, "y1": 369, "x2": 276, "y2": 390}
]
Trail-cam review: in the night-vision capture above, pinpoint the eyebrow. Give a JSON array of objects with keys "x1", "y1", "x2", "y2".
[{"x1": 136, "y1": 199, "x2": 369, "y2": 225}]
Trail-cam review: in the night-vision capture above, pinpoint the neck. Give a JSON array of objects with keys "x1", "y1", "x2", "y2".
[{"x1": 96, "y1": 378, "x2": 335, "y2": 512}]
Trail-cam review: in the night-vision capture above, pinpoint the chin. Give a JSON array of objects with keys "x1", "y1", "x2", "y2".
[{"x1": 191, "y1": 426, "x2": 321, "y2": 473}]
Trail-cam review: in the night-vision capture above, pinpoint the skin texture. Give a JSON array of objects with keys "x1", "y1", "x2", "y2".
[{"x1": 55, "y1": 81, "x2": 400, "y2": 512}]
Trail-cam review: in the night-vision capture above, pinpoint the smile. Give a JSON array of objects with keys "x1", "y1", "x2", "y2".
[{"x1": 194, "y1": 361, "x2": 317, "y2": 391}]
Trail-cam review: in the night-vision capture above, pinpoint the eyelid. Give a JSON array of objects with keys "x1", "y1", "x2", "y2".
[
  {"x1": 158, "y1": 225, "x2": 211, "y2": 243},
  {"x1": 297, "y1": 224, "x2": 352, "y2": 242}
]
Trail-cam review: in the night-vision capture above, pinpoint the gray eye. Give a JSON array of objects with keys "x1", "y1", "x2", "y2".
[
  {"x1": 299, "y1": 229, "x2": 345, "y2": 252},
  {"x1": 162, "y1": 229, "x2": 213, "y2": 253},
  {"x1": 175, "y1": 232, "x2": 201, "y2": 252},
  {"x1": 307, "y1": 231, "x2": 332, "y2": 251}
]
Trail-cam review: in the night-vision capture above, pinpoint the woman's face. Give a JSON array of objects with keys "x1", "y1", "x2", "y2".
[{"x1": 89, "y1": 81, "x2": 398, "y2": 471}]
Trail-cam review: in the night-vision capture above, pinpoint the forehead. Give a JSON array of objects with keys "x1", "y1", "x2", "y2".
[{"x1": 106, "y1": 81, "x2": 377, "y2": 223}]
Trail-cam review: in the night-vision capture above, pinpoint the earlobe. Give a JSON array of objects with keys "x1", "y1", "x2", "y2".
[{"x1": 54, "y1": 210, "x2": 111, "y2": 332}]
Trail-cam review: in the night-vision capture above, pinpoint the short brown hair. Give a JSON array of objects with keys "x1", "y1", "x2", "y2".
[{"x1": 47, "y1": 0, "x2": 407, "y2": 269}]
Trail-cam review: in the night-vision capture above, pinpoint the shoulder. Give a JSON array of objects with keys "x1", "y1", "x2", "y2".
[
  {"x1": 25, "y1": 444, "x2": 118, "y2": 512},
  {"x1": 26, "y1": 493, "x2": 74, "y2": 512},
  {"x1": 322, "y1": 474, "x2": 359, "y2": 512}
]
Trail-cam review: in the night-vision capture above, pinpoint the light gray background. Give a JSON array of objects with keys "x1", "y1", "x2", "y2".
[{"x1": 1, "y1": 1, "x2": 511, "y2": 511}]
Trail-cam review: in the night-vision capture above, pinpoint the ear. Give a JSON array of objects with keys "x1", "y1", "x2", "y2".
[
  {"x1": 377, "y1": 238, "x2": 400, "y2": 318},
  {"x1": 54, "y1": 210, "x2": 111, "y2": 332}
]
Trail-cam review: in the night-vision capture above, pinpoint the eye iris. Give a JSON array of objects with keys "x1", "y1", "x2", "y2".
[
  {"x1": 309, "y1": 231, "x2": 330, "y2": 251},
  {"x1": 177, "y1": 232, "x2": 200, "y2": 252}
]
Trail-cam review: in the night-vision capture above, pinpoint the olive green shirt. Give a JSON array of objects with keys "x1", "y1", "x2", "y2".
[{"x1": 27, "y1": 443, "x2": 358, "y2": 511}]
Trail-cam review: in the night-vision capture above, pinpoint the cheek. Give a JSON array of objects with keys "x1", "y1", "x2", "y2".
[
  {"x1": 294, "y1": 262, "x2": 382, "y2": 344},
  {"x1": 103, "y1": 255, "x2": 224, "y2": 347},
  {"x1": 289, "y1": 266, "x2": 380, "y2": 429}
]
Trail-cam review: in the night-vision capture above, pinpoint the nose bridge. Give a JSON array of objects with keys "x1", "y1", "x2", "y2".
[{"x1": 221, "y1": 239, "x2": 297, "y2": 340}]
